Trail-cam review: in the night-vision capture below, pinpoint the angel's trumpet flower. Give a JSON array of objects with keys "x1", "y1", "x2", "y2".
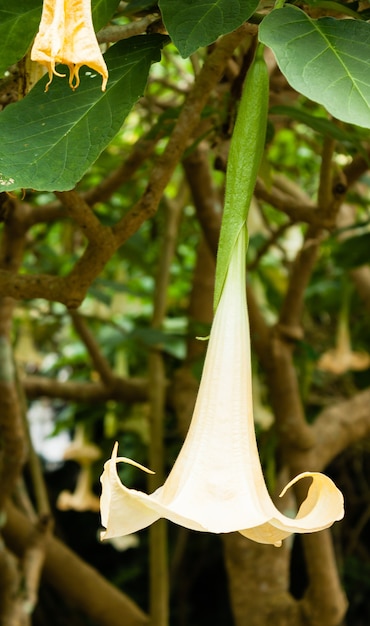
[
  {"x1": 31, "y1": 0, "x2": 108, "y2": 91},
  {"x1": 57, "y1": 427, "x2": 101, "y2": 512},
  {"x1": 318, "y1": 290, "x2": 370, "y2": 375},
  {"x1": 100, "y1": 227, "x2": 344, "y2": 546}
]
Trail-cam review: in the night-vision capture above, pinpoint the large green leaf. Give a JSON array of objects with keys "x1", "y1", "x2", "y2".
[
  {"x1": 0, "y1": 35, "x2": 167, "y2": 192},
  {"x1": 0, "y1": 0, "x2": 119, "y2": 76},
  {"x1": 259, "y1": 5, "x2": 370, "y2": 128},
  {"x1": 0, "y1": 0, "x2": 42, "y2": 75},
  {"x1": 159, "y1": 0, "x2": 259, "y2": 58}
]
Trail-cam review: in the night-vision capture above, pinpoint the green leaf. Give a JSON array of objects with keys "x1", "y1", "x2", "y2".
[
  {"x1": 159, "y1": 0, "x2": 259, "y2": 58},
  {"x1": 332, "y1": 231, "x2": 370, "y2": 269},
  {"x1": 123, "y1": 0, "x2": 159, "y2": 15},
  {"x1": 0, "y1": 35, "x2": 167, "y2": 192},
  {"x1": 92, "y1": 0, "x2": 121, "y2": 30},
  {"x1": 0, "y1": 1, "x2": 42, "y2": 75},
  {"x1": 270, "y1": 105, "x2": 366, "y2": 147},
  {"x1": 259, "y1": 5, "x2": 370, "y2": 128}
]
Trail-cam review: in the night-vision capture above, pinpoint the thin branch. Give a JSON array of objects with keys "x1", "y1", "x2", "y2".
[
  {"x1": 97, "y1": 15, "x2": 161, "y2": 44},
  {"x1": 247, "y1": 221, "x2": 292, "y2": 272},
  {"x1": 16, "y1": 371, "x2": 51, "y2": 518},
  {"x1": 22, "y1": 375, "x2": 148, "y2": 403},
  {"x1": 25, "y1": 204, "x2": 67, "y2": 227},
  {"x1": 183, "y1": 146, "x2": 222, "y2": 255},
  {"x1": 69, "y1": 310, "x2": 115, "y2": 386},
  {"x1": 342, "y1": 148, "x2": 370, "y2": 187},
  {"x1": 254, "y1": 179, "x2": 320, "y2": 225},
  {"x1": 317, "y1": 136, "x2": 336, "y2": 214},
  {"x1": 278, "y1": 227, "x2": 321, "y2": 333},
  {"x1": 84, "y1": 134, "x2": 160, "y2": 206},
  {"x1": 55, "y1": 190, "x2": 113, "y2": 244}
]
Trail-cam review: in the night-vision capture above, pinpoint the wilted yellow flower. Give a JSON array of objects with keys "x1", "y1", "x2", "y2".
[
  {"x1": 31, "y1": 0, "x2": 108, "y2": 91},
  {"x1": 100, "y1": 227, "x2": 344, "y2": 546}
]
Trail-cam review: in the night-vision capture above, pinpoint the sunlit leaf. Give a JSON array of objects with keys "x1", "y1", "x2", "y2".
[
  {"x1": 0, "y1": 1, "x2": 41, "y2": 75},
  {"x1": 159, "y1": 0, "x2": 259, "y2": 57},
  {"x1": 92, "y1": 0, "x2": 121, "y2": 30},
  {"x1": 259, "y1": 5, "x2": 370, "y2": 128}
]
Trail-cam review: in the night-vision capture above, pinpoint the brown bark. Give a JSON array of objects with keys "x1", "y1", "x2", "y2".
[
  {"x1": 23, "y1": 374, "x2": 148, "y2": 403},
  {"x1": 3, "y1": 502, "x2": 149, "y2": 626},
  {"x1": 0, "y1": 200, "x2": 33, "y2": 623},
  {"x1": 223, "y1": 534, "x2": 299, "y2": 626}
]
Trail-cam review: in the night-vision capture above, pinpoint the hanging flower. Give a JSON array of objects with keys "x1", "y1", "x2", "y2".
[
  {"x1": 317, "y1": 300, "x2": 370, "y2": 375},
  {"x1": 57, "y1": 464, "x2": 100, "y2": 512},
  {"x1": 31, "y1": 0, "x2": 108, "y2": 91},
  {"x1": 58, "y1": 427, "x2": 101, "y2": 512},
  {"x1": 100, "y1": 227, "x2": 344, "y2": 547}
]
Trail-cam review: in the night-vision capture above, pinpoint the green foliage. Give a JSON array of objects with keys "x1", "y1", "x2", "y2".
[
  {"x1": 2, "y1": 1, "x2": 370, "y2": 622},
  {"x1": 259, "y1": 5, "x2": 370, "y2": 128},
  {"x1": 91, "y1": 0, "x2": 119, "y2": 31},
  {"x1": 331, "y1": 230, "x2": 370, "y2": 269},
  {"x1": 91, "y1": 0, "x2": 122, "y2": 30},
  {"x1": 0, "y1": 0, "x2": 41, "y2": 75},
  {"x1": 123, "y1": 0, "x2": 158, "y2": 15},
  {"x1": 0, "y1": 35, "x2": 167, "y2": 192},
  {"x1": 159, "y1": 0, "x2": 259, "y2": 57},
  {"x1": 270, "y1": 104, "x2": 366, "y2": 151}
]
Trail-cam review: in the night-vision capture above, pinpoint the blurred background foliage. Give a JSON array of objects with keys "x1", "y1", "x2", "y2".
[{"x1": 3, "y1": 14, "x2": 370, "y2": 626}]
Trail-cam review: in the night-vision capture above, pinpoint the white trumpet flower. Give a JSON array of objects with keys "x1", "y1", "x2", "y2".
[{"x1": 100, "y1": 227, "x2": 344, "y2": 546}]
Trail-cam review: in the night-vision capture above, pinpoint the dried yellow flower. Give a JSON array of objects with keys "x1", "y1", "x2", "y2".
[{"x1": 31, "y1": 0, "x2": 108, "y2": 91}]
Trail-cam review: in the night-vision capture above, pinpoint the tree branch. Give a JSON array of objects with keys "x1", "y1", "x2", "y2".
[
  {"x1": 69, "y1": 311, "x2": 115, "y2": 386},
  {"x1": 22, "y1": 375, "x2": 148, "y2": 403},
  {"x1": 97, "y1": 15, "x2": 160, "y2": 44},
  {"x1": 3, "y1": 502, "x2": 149, "y2": 626},
  {"x1": 55, "y1": 190, "x2": 114, "y2": 244},
  {"x1": 312, "y1": 388, "x2": 370, "y2": 471},
  {"x1": 301, "y1": 530, "x2": 348, "y2": 626}
]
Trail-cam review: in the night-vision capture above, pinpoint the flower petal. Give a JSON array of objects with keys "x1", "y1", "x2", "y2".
[
  {"x1": 100, "y1": 443, "x2": 159, "y2": 538},
  {"x1": 240, "y1": 472, "x2": 344, "y2": 546}
]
